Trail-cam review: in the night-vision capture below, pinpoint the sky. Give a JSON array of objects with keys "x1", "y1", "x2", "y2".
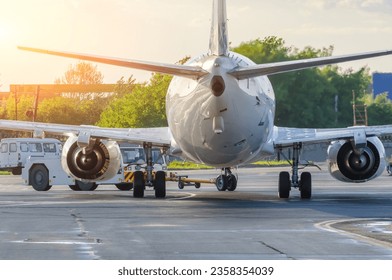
[{"x1": 1, "y1": 0, "x2": 392, "y2": 91}]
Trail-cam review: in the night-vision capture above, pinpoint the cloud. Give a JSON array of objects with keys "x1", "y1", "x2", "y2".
[
  {"x1": 297, "y1": 0, "x2": 392, "y2": 13},
  {"x1": 285, "y1": 24, "x2": 392, "y2": 36}
]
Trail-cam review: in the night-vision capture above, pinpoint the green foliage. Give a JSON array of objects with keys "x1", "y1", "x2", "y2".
[
  {"x1": 36, "y1": 97, "x2": 79, "y2": 124},
  {"x1": 362, "y1": 93, "x2": 392, "y2": 125},
  {"x1": 167, "y1": 160, "x2": 213, "y2": 170},
  {"x1": 4, "y1": 95, "x2": 35, "y2": 121},
  {"x1": 233, "y1": 36, "x2": 290, "y2": 64},
  {"x1": 114, "y1": 76, "x2": 137, "y2": 98},
  {"x1": 167, "y1": 160, "x2": 289, "y2": 170},
  {"x1": 0, "y1": 106, "x2": 5, "y2": 119},
  {"x1": 97, "y1": 73, "x2": 171, "y2": 128},
  {"x1": 327, "y1": 67, "x2": 371, "y2": 126},
  {"x1": 34, "y1": 97, "x2": 106, "y2": 125}
]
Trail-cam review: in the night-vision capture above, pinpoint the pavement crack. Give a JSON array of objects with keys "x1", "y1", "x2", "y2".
[
  {"x1": 259, "y1": 241, "x2": 295, "y2": 260},
  {"x1": 70, "y1": 209, "x2": 102, "y2": 259}
]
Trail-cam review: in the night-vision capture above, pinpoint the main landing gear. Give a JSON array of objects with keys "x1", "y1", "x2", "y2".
[
  {"x1": 278, "y1": 143, "x2": 312, "y2": 199},
  {"x1": 133, "y1": 143, "x2": 166, "y2": 199},
  {"x1": 215, "y1": 168, "x2": 237, "y2": 192}
]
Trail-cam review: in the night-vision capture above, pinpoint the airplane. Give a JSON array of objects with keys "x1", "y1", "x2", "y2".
[{"x1": 1, "y1": 0, "x2": 392, "y2": 199}]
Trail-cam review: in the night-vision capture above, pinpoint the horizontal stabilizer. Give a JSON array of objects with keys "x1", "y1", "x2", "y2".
[
  {"x1": 18, "y1": 46, "x2": 208, "y2": 79},
  {"x1": 229, "y1": 49, "x2": 392, "y2": 79}
]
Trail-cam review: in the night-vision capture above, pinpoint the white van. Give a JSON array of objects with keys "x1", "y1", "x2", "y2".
[{"x1": 0, "y1": 138, "x2": 62, "y2": 175}]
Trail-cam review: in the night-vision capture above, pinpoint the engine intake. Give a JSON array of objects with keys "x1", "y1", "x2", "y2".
[
  {"x1": 327, "y1": 136, "x2": 386, "y2": 183},
  {"x1": 62, "y1": 136, "x2": 121, "y2": 181}
]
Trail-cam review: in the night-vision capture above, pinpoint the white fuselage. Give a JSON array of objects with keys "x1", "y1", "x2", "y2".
[{"x1": 167, "y1": 52, "x2": 276, "y2": 167}]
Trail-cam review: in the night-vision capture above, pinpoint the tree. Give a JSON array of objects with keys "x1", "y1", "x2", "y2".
[
  {"x1": 363, "y1": 93, "x2": 392, "y2": 125},
  {"x1": 34, "y1": 62, "x2": 111, "y2": 125},
  {"x1": 97, "y1": 73, "x2": 170, "y2": 128},
  {"x1": 36, "y1": 97, "x2": 84, "y2": 124},
  {"x1": 326, "y1": 67, "x2": 371, "y2": 127},
  {"x1": 55, "y1": 61, "x2": 104, "y2": 99},
  {"x1": 4, "y1": 94, "x2": 35, "y2": 121},
  {"x1": 233, "y1": 36, "x2": 291, "y2": 64},
  {"x1": 114, "y1": 76, "x2": 137, "y2": 99}
]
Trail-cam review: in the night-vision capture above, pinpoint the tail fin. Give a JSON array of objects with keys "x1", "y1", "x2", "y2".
[{"x1": 209, "y1": 0, "x2": 229, "y2": 56}]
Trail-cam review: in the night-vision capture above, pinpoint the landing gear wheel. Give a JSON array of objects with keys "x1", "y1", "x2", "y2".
[
  {"x1": 227, "y1": 174, "x2": 237, "y2": 191},
  {"x1": 195, "y1": 182, "x2": 201, "y2": 189},
  {"x1": 154, "y1": 171, "x2": 166, "y2": 198},
  {"x1": 69, "y1": 184, "x2": 80, "y2": 191},
  {"x1": 133, "y1": 171, "x2": 145, "y2": 198},
  {"x1": 115, "y1": 183, "x2": 133, "y2": 191},
  {"x1": 69, "y1": 181, "x2": 98, "y2": 191},
  {"x1": 278, "y1": 171, "x2": 291, "y2": 198},
  {"x1": 215, "y1": 175, "x2": 228, "y2": 191},
  {"x1": 77, "y1": 181, "x2": 98, "y2": 191},
  {"x1": 178, "y1": 181, "x2": 185, "y2": 189},
  {"x1": 12, "y1": 167, "x2": 22, "y2": 176},
  {"x1": 300, "y1": 172, "x2": 312, "y2": 199},
  {"x1": 30, "y1": 165, "x2": 52, "y2": 191}
]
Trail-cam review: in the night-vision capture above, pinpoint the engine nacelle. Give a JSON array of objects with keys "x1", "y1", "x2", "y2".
[
  {"x1": 327, "y1": 136, "x2": 386, "y2": 183},
  {"x1": 61, "y1": 136, "x2": 121, "y2": 181}
]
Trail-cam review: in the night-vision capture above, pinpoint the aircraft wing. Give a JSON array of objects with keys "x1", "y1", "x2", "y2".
[
  {"x1": 17, "y1": 46, "x2": 208, "y2": 79},
  {"x1": 229, "y1": 50, "x2": 392, "y2": 79},
  {"x1": 273, "y1": 125, "x2": 392, "y2": 147},
  {"x1": 0, "y1": 120, "x2": 171, "y2": 147}
]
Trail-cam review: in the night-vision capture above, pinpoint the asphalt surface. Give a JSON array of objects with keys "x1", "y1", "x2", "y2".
[{"x1": 1, "y1": 165, "x2": 392, "y2": 260}]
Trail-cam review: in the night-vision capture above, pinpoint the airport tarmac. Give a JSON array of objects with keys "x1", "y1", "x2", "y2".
[{"x1": 0, "y1": 165, "x2": 392, "y2": 260}]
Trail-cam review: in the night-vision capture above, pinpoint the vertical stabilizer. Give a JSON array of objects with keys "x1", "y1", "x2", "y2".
[{"x1": 209, "y1": 0, "x2": 229, "y2": 56}]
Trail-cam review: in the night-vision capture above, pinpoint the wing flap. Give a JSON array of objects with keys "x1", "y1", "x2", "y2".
[
  {"x1": 229, "y1": 50, "x2": 392, "y2": 79},
  {"x1": 273, "y1": 125, "x2": 392, "y2": 147},
  {"x1": 18, "y1": 46, "x2": 208, "y2": 79}
]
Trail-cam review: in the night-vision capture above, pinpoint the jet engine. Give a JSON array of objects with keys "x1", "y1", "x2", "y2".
[
  {"x1": 327, "y1": 136, "x2": 386, "y2": 183},
  {"x1": 61, "y1": 136, "x2": 121, "y2": 181}
]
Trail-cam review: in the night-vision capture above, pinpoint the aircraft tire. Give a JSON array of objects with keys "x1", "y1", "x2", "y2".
[
  {"x1": 69, "y1": 184, "x2": 80, "y2": 191},
  {"x1": 227, "y1": 174, "x2": 237, "y2": 191},
  {"x1": 133, "y1": 171, "x2": 145, "y2": 198},
  {"x1": 278, "y1": 171, "x2": 290, "y2": 198},
  {"x1": 216, "y1": 175, "x2": 228, "y2": 191},
  {"x1": 154, "y1": 171, "x2": 166, "y2": 198},
  {"x1": 300, "y1": 172, "x2": 312, "y2": 199},
  {"x1": 76, "y1": 181, "x2": 98, "y2": 191},
  {"x1": 115, "y1": 183, "x2": 133, "y2": 191},
  {"x1": 30, "y1": 165, "x2": 52, "y2": 191}
]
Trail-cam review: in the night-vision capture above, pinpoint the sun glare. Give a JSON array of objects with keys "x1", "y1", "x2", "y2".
[{"x1": 0, "y1": 24, "x2": 11, "y2": 43}]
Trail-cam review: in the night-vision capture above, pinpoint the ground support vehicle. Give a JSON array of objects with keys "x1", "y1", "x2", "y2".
[
  {"x1": 0, "y1": 138, "x2": 77, "y2": 191},
  {"x1": 22, "y1": 155, "x2": 75, "y2": 191},
  {"x1": 166, "y1": 172, "x2": 208, "y2": 189},
  {"x1": 0, "y1": 138, "x2": 61, "y2": 176},
  {"x1": 8, "y1": 138, "x2": 167, "y2": 192},
  {"x1": 166, "y1": 170, "x2": 238, "y2": 192}
]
